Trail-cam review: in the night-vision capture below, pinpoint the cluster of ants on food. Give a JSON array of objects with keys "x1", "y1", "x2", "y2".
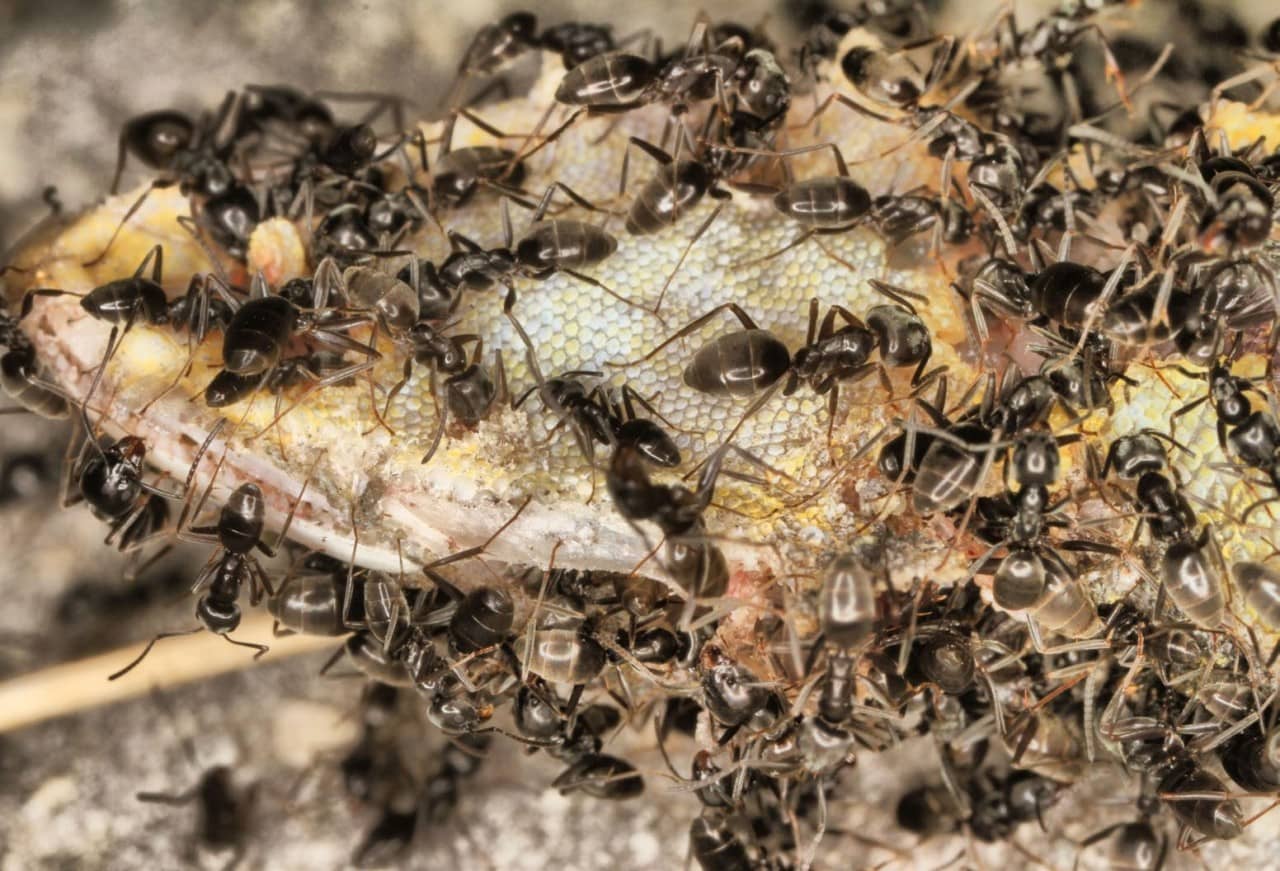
[{"x1": 6, "y1": 0, "x2": 1280, "y2": 866}]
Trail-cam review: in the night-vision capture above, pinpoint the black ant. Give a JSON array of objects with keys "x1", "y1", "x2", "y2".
[
  {"x1": 506, "y1": 309, "x2": 681, "y2": 495},
  {"x1": 205, "y1": 273, "x2": 380, "y2": 421},
  {"x1": 382, "y1": 320, "x2": 507, "y2": 463},
  {"x1": 1101, "y1": 656, "x2": 1248, "y2": 848},
  {"x1": 1101, "y1": 432, "x2": 1228, "y2": 629},
  {"x1": 132, "y1": 689, "x2": 261, "y2": 870},
  {"x1": 552, "y1": 18, "x2": 746, "y2": 117},
  {"x1": 351, "y1": 732, "x2": 492, "y2": 867},
  {"x1": 427, "y1": 182, "x2": 643, "y2": 314},
  {"x1": 513, "y1": 684, "x2": 643, "y2": 799},
  {"x1": 108, "y1": 456, "x2": 320, "y2": 679},
  {"x1": 611, "y1": 293, "x2": 933, "y2": 449},
  {"x1": 809, "y1": 550, "x2": 878, "y2": 733},
  {"x1": 606, "y1": 440, "x2": 773, "y2": 600},
  {"x1": 22, "y1": 245, "x2": 231, "y2": 342},
  {"x1": 904, "y1": 368, "x2": 1060, "y2": 517},
  {"x1": 57, "y1": 320, "x2": 223, "y2": 561},
  {"x1": 1168, "y1": 341, "x2": 1279, "y2": 495},
  {"x1": 968, "y1": 428, "x2": 1121, "y2": 645},
  {"x1": 0, "y1": 311, "x2": 69, "y2": 418}
]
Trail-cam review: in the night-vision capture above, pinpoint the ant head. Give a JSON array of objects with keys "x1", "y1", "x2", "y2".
[{"x1": 115, "y1": 435, "x2": 148, "y2": 468}]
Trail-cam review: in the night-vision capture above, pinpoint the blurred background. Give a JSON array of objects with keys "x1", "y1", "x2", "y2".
[{"x1": 1, "y1": 0, "x2": 1278, "y2": 868}]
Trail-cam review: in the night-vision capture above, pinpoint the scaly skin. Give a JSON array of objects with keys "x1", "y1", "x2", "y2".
[{"x1": 4, "y1": 52, "x2": 1280, "y2": 662}]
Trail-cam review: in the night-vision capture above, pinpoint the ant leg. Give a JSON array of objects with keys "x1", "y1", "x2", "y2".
[
  {"x1": 109, "y1": 127, "x2": 136, "y2": 196},
  {"x1": 618, "y1": 136, "x2": 673, "y2": 198},
  {"x1": 1024, "y1": 617, "x2": 1110, "y2": 655},
  {"x1": 504, "y1": 309, "x2": 550, "y2": 394},
  {"x1": 528, "y1": 181, "x2": 618, "y2": 222},
  {"x1": 131, "y1": 242, "x2": 164, "y2": 282},
  {"x1": 794, "y1": 91, "x2": 883, "y2": 134},
  {"x1": 511, "y1": 106, "x2": 584, "y2": 170},
  {"x1": 305, "y1": 321, "x2": 383, "y2": 357},
  {"x1": 447, "y1": 229, "x2": 485, "y2": 254},
  {"x1": 825, "y1": 383, "x2": 841, "y2": 457},
  {"x1": 492, "y1": 349, "x2": 508, "y2": 407},
  {"x1": 420, "y1": 495, "x2": 534, "y2": 574},
  {"x1": 136, "y1": 784, "x2": 201, "y2": 805},
  {"x1": 71, "y1": 325, "x2": 128, "y2": 487},
  {"x1": 446, "y1": 107, "x2": 523, "y2": 144},
  {"x1": 338, "y1": 503, "x2": 369, "y2": 633},
  {"x1": 108, "y1": 628, "x2": 203, "y2": 680},
  {"x1": 221, "y1": 634, "x2": 269, "y2": 660},
  {"x1": 83, "y1": 184, "x2": 168, "y2": 268},
  {"x1": 104, "y1": 494, "x2": 161, "y2": 549},
  {"x1": 681, "y1": 382, "x2": 785, "y2": 485},
  {"x1": 867, "y1": 278, "x2": 929, "y2": 312},
  {"x1": 559, "y1": 268, "x2": 658, "y2": 319},
  {"x1": 169, "y1": 421, "x2": 230, "y2": 540},
  {"x1": 421, "y1": 371, "x2": 449, "y2": 465},
  {"x1": 619, "y1": 384, "x2": 687, "y2": 434},
  {"x1": 805, "y1": 296, "x2": 823, "y2": 346},
  {"x1": 61, "y1": 425, "x2": 92, "y2": 509},
  {"x1": 250, "y1": 359, "x2": 380, "y2": 440},
  {"x1": 121, "y1": 537, "x2": 173, "y2": 581},
  {"x1": 654, "y1": 204, "x2": 723, "y2": 315},
  {"x1": 19, "y1": 288, "x2": 83, "y2": 320},
  {"x1": 736, "y1": 229, "x2": 817, "y2": 269},
  {"x1": 382, "y1": 358, "x2": 415, "y2": 423},
  {"x1": 968, "y1": 183, "x2": 1018, "y2": 260},
  {"x1": 258, "y1": 450, "x2": 324, "y2": 558},
  {"x1": 607, "y1": 302, "x2": 763, "y2": 369}
]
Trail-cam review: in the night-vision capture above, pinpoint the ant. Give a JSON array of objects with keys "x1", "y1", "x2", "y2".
[
  {"x1": 428, "y1": 182, "x2": 643, "y2": 314},
  {"x1": 613, "y1": 294, "x2": 933, "y2": 453},
  {"x1": 1102, "y1": 430, "x2": 1229, "y2": 630},
  {"x1": 808, "y1": 550, "x2": 878, "y2": 734},
  {"x1": 988, "y1": 0, "x2": 1134, "y2": 118},
  {"x1": 699, "y1": 643, "x2": 779, "y2": 744},
  {"x1": 22, "y1": 245, "x2": 232, "y2": 344},
  {"x1": 384, "y1": 320, "x2": 507, "y2": 464},
  {"x1": 59, "y1": 321, "x2": 224, "y2": 562},
  {"x1": 969, "y1": 429, "x2": 1119, "y2": 614},
  {"x1": 205, "y1": 273, "x2": 380, "y2": 425},
  {"x1": 606, "y1": 440, "x2": 774, "y2": 600},
  {"x1": 513, "y1": 687, "x2": 643, "y2": 799},
  {"x1": 903, "y1": 367, "x2": 1060, "y2": 517},
  {"x1": 0, "y1": 311, "x2": 69, "y2": 418},
  {"x1": 446, "y1": 12, "x2": 627, "y2": 108},
  {"x1": 611, "y1": 106, "x2": 792, "y2": 311},
  {"x1": 1075, "y1": 795, "x2": 1166, "y2": 871},
  {"x1": 108, "y1": 455, "x2": 321, "y2": 679},
  {"x1": 551, "y1": 17, "x2": 753, "y2": 119},
  {"x1": 139, "y1": 766, "x2": 258, "y2": 871},
  {"x1": 1101, "y1": 653, "x2": 1248, "y2": 848},
  {"x1": 1171, "y1": 349, "x2": 1280, "y2": 522},
  {"x1": 134, "y1": 692, "x2": 260, "y2": 870},
  {"x1": 351, "y1": 732, "x2": 493, "y2": 867},
  {"x1": 505, "y1": 309, "x2": 681, "y2": 495}
]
